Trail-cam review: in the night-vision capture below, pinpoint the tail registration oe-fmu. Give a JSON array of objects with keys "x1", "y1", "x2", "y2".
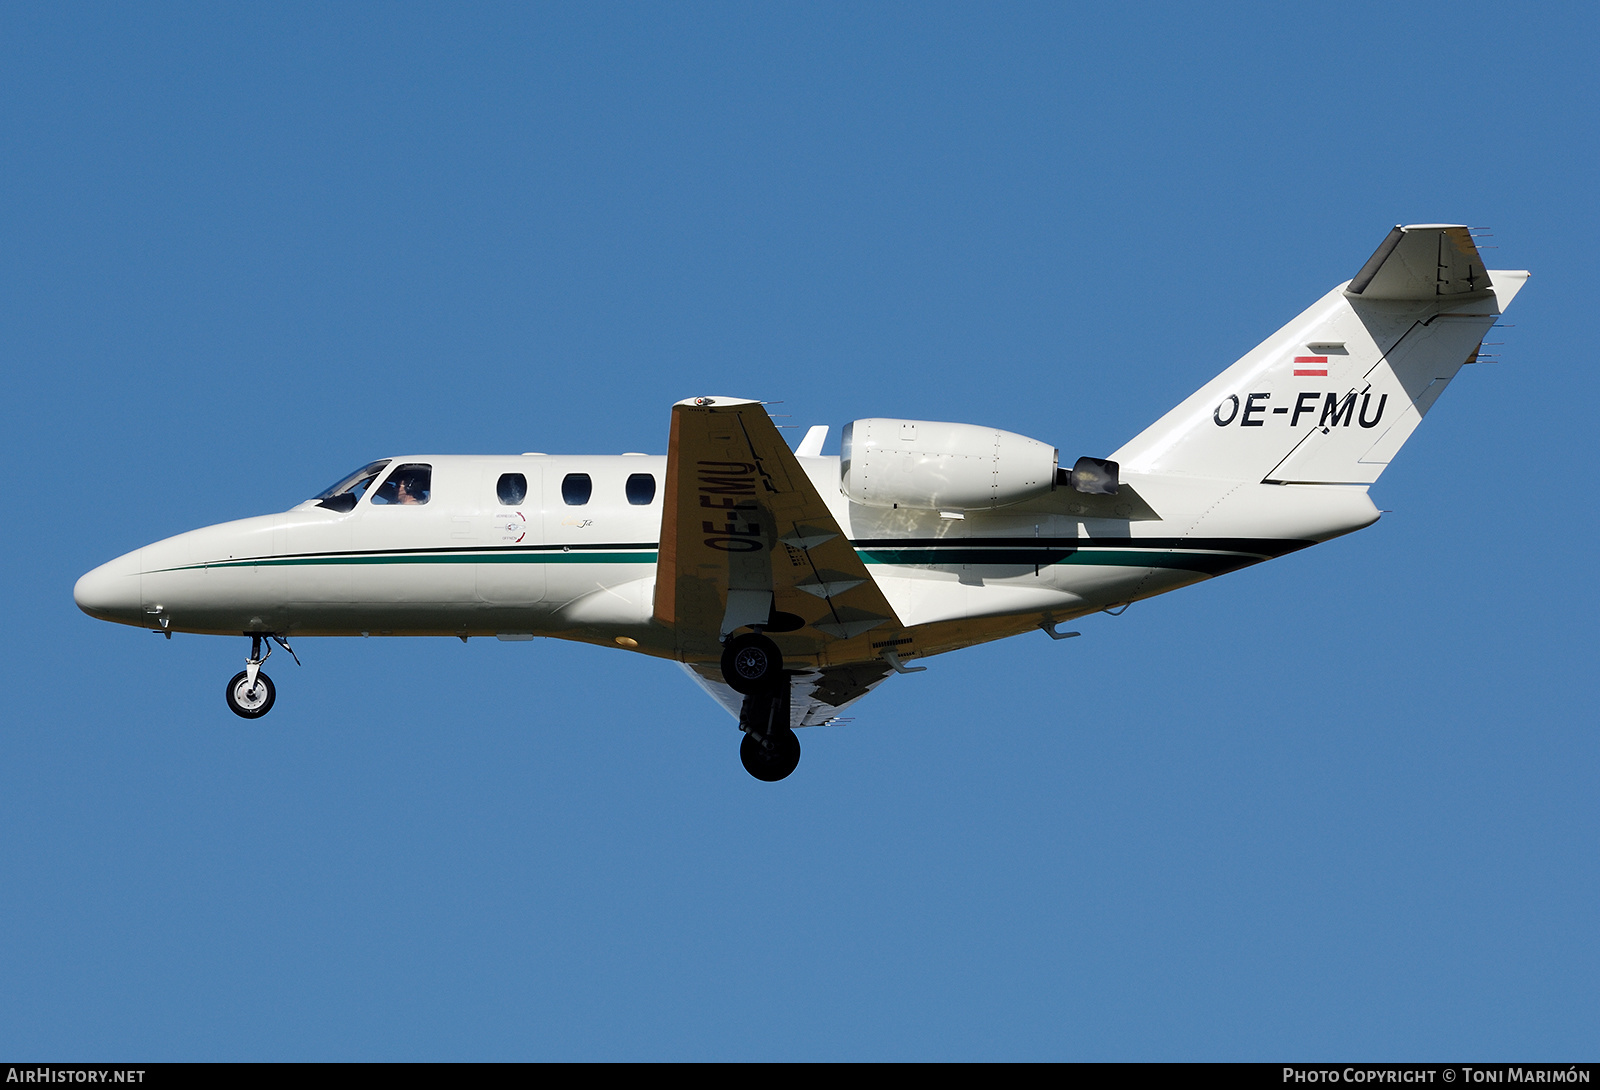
[{"x1": 76, "y1": 226, "x2": 1528, "y2": 781}]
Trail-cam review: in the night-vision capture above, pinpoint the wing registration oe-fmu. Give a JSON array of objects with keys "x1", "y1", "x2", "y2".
[{"x1": 75, "y1": 226, "x2": 1528, "y2": 781}]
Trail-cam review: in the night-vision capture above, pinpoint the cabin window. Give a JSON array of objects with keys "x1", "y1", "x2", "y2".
[
  {"x1": 561, "y1": 473, "x2": 592, "y2": 506},
  {"x1": 313, "y1": 460, "x2": 391, "y2": 513},
  {"x1": 625, "y1": 473, "x2": 656, "y2": 506},
  {"x1": 371, "y1": 464, "x2": 432, "y2": 506},
  {"x1": 497, "y1": 473, "x2": 528, "y2": 506}
]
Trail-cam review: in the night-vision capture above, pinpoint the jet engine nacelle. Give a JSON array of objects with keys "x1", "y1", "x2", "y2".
[{"x1": 839, "y1": 418, "x2": 1058, "y2": 510}]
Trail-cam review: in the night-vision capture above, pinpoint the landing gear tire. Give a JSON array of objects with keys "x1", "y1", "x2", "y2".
[
  {"x1": 226, "y1": 670, "x2": 275, "y2": 719},
  {"x1": 721, "y1": 633, "x2": 784, "y2": 695},
  {"x1": 740, "y1": 727, "x2": 801, "y2": 782}
]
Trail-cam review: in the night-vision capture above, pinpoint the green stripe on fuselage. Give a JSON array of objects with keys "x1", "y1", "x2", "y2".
[
  {"x1": 855, "y1": 548, "x2": 1260, "y2": 575},
  {"x1": 165, "y1": 544, "x2": 1263, "y2": 578},
  {"x1": 168, "y1": 551, "x2": 659, "y2": 572}
]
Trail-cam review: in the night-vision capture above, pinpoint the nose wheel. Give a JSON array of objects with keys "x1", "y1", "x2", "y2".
[
  {"x1": 226, "y1": 669, "x2": 276, "y2": 718},
  {"x1": 225, "y1": 634, "x2": 297, "y2": 719}
]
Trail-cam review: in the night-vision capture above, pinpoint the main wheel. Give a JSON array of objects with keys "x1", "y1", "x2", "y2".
[
  {"x1": 225, "y1": 670, "x2": 276, "y2": 719},
  {"x1": 740, "y1": 727, "x2": 801, "y2": 782},
  {"x1": 721, "y1": 633, "x2": 784, "y2": 695}
]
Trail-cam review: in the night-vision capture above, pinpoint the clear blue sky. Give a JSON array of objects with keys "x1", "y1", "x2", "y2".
[{"x1": 2, "y1": 2, "x2": 1595, "y2": 1060}]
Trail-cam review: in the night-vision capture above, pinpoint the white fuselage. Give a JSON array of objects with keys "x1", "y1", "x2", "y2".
[{"x1": 75, "y1": 451, "x2": 1379, "y2": 668}]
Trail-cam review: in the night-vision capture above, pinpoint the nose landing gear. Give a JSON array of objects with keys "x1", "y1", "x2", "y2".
[{"x1": 225, "y1": 634, "x2": 297, "y2": 720}]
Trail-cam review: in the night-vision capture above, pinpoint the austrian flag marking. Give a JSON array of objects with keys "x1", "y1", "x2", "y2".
[{"x1": 1293, "y1": 355, "x2": 1328, "y2": 377}]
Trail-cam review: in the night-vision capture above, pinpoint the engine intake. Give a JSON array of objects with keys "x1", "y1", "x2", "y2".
[{"x1": 839, "y1": 418, "x2": 1058, "y2": 510}]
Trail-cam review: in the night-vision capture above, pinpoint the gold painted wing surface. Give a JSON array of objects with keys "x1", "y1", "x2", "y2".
[{"x1": 653, "y1": 397, "x2": 907, "y2": 669}]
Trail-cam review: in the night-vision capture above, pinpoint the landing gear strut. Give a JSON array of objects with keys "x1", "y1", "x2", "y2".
[
  {"x1": 225, "y1": 634, "x2": 296, "y2": 719},
  {"x1": 738, "y1": 671, "x2": 800, "y2": 781}
]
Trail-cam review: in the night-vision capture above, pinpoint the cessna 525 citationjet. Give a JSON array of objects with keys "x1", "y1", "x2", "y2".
[{"x1": 76, "y1": 225, "x2": 1526, "y2": 780}]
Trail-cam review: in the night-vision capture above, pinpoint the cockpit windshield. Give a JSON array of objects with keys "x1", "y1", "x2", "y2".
[{"x1": 313, "y1": 460, "x2": 391, "y2": 512}]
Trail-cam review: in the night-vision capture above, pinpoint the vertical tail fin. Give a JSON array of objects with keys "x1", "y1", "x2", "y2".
[{"x1": 1111, "y1": 225, "x2": 1528, "y2": 485}]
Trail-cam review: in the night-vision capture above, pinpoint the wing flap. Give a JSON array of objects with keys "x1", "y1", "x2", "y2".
[{"x1": 681, "y1": 661, "x2": 894, "y2": 729}]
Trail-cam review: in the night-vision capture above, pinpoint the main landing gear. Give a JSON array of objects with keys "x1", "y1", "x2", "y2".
[
  {"x1": 723, "y1": 633, "x2": 801, "y2": 781},
  {"x1": 720, "y1": 632, "x2": 785, "y2": 696},
  {"x1": 740, "y1": 719, "x2": 800, "y2": 782},
  {"x1": 225, "y1": 634, "x2": 297, "y2": 720}
]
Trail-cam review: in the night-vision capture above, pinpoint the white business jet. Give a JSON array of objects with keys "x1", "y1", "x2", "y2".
[{"x1": 76, "y1": 225, "x2": 1527, "y2": 780}]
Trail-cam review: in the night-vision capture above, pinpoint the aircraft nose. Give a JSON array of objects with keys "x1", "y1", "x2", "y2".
[{"x1": 74, "y1": 550, "x2": 143, "y2": 624}]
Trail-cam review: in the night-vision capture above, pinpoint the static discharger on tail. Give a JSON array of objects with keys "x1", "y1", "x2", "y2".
[{"x1": 75, "y1": 225, "x2": 1528, "y2": 781}]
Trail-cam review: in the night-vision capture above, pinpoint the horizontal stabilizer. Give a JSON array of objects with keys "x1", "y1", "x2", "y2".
[{"x1": 1347, "y1": 224, "x2": 1492, "y2": 301}]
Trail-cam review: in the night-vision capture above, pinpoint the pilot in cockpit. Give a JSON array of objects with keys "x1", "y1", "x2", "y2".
[{"x1": 372, "y1": 464, "x2": 431, "y2": 506}]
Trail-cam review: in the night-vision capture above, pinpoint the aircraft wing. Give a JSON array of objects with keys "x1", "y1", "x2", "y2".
[
  {"x1": 681, "y1": 661, "x2": 895, "y2": 729},
  {"x1": 654, "y1": 396, "x2": 907, "y2": 670}
]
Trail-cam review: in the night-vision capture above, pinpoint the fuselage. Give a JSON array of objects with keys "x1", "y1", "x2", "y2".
[{"x1": 74, "y1": 451, "x2": 1380, "y2": 669}]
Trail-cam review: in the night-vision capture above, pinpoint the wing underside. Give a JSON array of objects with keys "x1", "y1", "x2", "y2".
[{"x1": 681, "y1": 660, "x2": 895, "y2": 729}]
